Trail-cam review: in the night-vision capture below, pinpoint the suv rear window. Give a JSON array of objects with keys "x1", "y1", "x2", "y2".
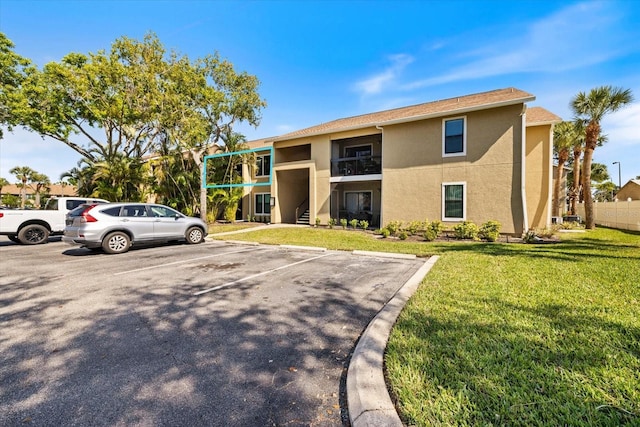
[{"x1": 101, "y1": 206, "x2": 123, "y2": 217}]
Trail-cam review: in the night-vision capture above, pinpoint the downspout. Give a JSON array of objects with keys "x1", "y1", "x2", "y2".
[
  {"x1": 520, "y1": 105, "x2": 529, "y2": 234},
  {"x1": 547, "y1": 124, "x2": 555, "y2": 227},
  {"x1": 376, "y1": 124, "x2": 384, "y2": 227}
]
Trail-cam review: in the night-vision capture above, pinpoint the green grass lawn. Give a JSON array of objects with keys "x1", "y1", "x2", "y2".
[{"x1": 214, "y1": 226, "x2": 640, "y2": 426}]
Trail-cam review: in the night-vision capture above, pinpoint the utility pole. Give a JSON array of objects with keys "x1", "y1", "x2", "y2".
[{"x1": 613, "y1": 161, "x2": 621, "y2": 195}]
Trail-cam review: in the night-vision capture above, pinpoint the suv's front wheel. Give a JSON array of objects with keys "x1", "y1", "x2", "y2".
[
  {"x1": 185, "y1": 226, "x2": 204, "y2": 244},
  {"x1": 102, "y1": 231, "x2": 131, "y2": 254}
]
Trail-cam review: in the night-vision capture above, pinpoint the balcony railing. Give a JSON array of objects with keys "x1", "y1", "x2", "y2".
[{"x1": 331, "y1": 155, "x2": 381, "y2": 177}]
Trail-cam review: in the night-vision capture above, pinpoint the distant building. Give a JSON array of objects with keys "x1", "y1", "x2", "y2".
[{"x1": 616, "y1": 180, "x2": 640, "y2": 201}]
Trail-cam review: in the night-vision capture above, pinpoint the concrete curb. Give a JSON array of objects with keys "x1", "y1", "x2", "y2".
[
  {"x1": 352, "y1": 250, "x2": 417, "y2": 260},
  {"x1": 347, "y1": 255, "x2": 440, "y2": 427},
  {"x1": 280, "y1": 244, "x2": 327, "y2": 252}
]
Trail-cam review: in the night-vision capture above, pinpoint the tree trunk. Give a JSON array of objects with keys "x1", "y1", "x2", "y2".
[
  {"x1": 553, "y1": 155, "x2": 567, "y2": 217},
  {"x1": 582, "y1": 147, "x2": 595, "y2": 229},
  {"x1": 569, "y1": 148, "x2": 581, "y2": 215}
]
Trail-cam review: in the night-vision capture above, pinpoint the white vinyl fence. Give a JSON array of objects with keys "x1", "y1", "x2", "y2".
[{"x1": 576, "y1": 199, "x2": 640, "y2": 231}]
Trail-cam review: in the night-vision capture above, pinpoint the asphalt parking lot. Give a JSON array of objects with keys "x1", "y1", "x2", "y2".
[{"x1": 0, "y1": 236, "x2": 425, "y2": 426}]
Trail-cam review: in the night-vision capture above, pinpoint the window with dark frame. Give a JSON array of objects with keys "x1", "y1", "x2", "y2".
[
  {"x1": 444, "y1": 118, "x2": 465, "y2": 155},
  {"x1": 256, "y1": 155, "x2": 271, "y2": 177},
  {"x1": 443, "y1": 184, "x2": 464, "y2": 220},
  {"x1": 255, "y1": 193, "x2": 271, "y2": 215}
]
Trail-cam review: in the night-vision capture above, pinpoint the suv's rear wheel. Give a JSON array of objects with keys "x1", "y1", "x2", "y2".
[
  {"x1": 102, "y1": 231, "x2": 131, "y2": 254},
  {"x1": 185, "y1": 226, "x2": 204, "y2": 244},
  {"x1": 18, "y1": 224, "x2": 50, "y2": 245}
]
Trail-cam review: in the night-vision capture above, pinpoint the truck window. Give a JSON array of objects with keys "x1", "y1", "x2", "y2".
[
  {"x1": 45, "y1": 199, "x2": 59, "y2": 210},
  {"x1": 67, "y1": 200, "x2": 87, "y2": 210}
]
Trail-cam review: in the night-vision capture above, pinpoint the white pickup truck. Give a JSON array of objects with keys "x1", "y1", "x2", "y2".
[{"x1": 0, "y1": 196, "x2": 109, "y2": 244}]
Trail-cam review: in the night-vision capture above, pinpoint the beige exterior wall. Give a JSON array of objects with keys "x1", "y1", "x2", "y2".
[
  {"x1": 381, "y1": 104, "x2": 526, "y2": 234},
  {"x1": 525, "y1": 123, "x2": 553, "y2": 229},
  {"x1": 244, "y1": 104, "x2": 553, "y2": 235}
]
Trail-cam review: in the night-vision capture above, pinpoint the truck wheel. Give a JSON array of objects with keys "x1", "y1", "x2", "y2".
[
  {"x1": 7, "y1": 235, "x2": 20, "y2": 244},
  {"x1": 102, "y1": 231, "x2": 131, "y2": 254},
  {"x1": 18, "y1": 224, "x2": 50, "y2": 245}
]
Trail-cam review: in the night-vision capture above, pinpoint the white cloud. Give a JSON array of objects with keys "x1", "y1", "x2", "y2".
[
  {"x1": 353, "y1": 54, "x2": 414, "y2": 96},
  {"x1": 602, "y1": 102, "x2": 640, "y2": 147},
  {"x1": 404, "y1": 2, "x2": 631, "y2": 89}
]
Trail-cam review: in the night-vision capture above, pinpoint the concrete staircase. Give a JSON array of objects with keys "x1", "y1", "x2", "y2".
[{"x1": 296, "y1": 209, "x2": 310, "y2": 225}]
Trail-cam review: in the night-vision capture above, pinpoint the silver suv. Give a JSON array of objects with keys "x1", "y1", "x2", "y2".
[{"x1": 63, "y1": 203, "x2": 208, "y2": 254}]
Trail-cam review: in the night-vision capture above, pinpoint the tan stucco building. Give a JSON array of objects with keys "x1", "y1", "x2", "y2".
[
  {"x1": 616, "y1": 179, "x2": 640, "y2": 201},
  {"x1": 239, "y1": 87, "x2": 561, "y2": 235}
]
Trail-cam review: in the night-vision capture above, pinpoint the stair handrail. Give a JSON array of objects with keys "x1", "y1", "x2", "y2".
[{"x1": 295, "y1": 198, "x2": 309, "y2": 225}]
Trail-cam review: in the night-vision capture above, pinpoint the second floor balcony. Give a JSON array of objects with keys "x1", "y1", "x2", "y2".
[{"x1": 331, "y1": 155, "x2": 381, "y2": 177}]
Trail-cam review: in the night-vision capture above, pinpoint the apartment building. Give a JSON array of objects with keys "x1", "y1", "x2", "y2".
[{"x1": 239, "y1": 87, "x2": 561, "y2": 235}]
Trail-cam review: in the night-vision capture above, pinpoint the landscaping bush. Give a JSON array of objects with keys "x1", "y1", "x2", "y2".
[
  {"x1": 359, "y1": 220, "x2": 369, "y2": 230},
  {"x1": 384, "y1": 220, "x2": 403, "y2": 236},
  {"x1": 379, "y1": 228, "x2": 390, "y2": 238},
  {"x1": 315, "y1": 217, "x2": 321, "y2": 227},
  {"x1": 328, "y1": 218, "x2": 336, "y2": 229},
  {"x1": 428, "y1": 220, "x2": 445, "y2": 237},
  {"x1": 340, "y1": 218, "x2": 348, "y2": 229},
  {"x1": 349, "y1": 219, "x2": 359, "y2": 229},
  {"x1": 479, "y1": 220, "x2": 501, "y2": 242},
  {"x1": 423, "y1": 228, "x2": 437, "y2": 241},
  {"x1": 398, "y1": 231, "x2": 408, "y2": 240},
  {"x1": 452, "y1": 221, "x2": 479, "y2": 240},
  {"x1": 406, "y1": 220, "x2": 422, "y2": 235}
]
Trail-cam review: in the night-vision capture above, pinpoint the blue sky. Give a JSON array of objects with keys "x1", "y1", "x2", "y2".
[{"x1": 1, "y1": 0, "x2": 639, "y2": 185}]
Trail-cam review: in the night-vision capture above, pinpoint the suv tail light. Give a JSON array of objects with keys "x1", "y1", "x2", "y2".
[{"x1": 80, "y1": 205, "x2": 99, "y2": 223}]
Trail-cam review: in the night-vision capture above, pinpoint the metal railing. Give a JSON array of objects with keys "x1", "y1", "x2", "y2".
[{"x1": 331, "y1": 155, "x2": 381, "y2": 177}]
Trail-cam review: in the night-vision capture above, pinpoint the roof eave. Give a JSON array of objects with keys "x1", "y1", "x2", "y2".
[{"x1": 273, "y1": 95, "x2": 536, "y2": 142}]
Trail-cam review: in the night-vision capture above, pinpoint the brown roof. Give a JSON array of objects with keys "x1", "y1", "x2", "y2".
[
  {"x1": 274, "y1": 87, "x2": 535, "y2": 141},
  {"x1": 526, "y1": 106, "x2": 562, "y2": 126},
  {"x1": 1, "y1": 183, "x2": 77, "y2": 196}
]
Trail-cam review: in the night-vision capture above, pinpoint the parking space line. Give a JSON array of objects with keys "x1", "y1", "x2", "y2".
[
  {"x1": 194, "y1": 252, "x2": 335, "y2": 296},
  {"x1": 112, "y1": 247, "x2": 261, "y2": 276}
]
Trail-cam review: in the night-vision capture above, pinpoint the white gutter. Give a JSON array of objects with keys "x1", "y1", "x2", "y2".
[
  {"x1": 521, "y1": 106, "x2": 529, "y2": 233},
  {"x1": 547, "y1": 124, "x2": 555, "y2": 227},
  {"x1": 376, "y1": 124, "x2": 385, "y2": 227}
]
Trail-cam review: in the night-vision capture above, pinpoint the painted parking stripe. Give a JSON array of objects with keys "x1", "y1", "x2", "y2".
[
  {"x1": 194, "y1": 252, "x2": 335, "y2": 296},
  {"x1": 112, "y1": 247, "x2": 260, "y2": 276}
]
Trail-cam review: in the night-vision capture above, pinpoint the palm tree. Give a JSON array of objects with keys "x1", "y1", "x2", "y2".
[
  {"x1": 29, "y1": 172, "x2": 51, "y2": 208},
  {"x1": 0, "y1": 176, "x2": 9, "y2": 198},
  {"x1": 571, "y1": 86, "x2": 633, "y2": 229},
  {"x1": 568, "y1": 121, "x2": 585, "y2": 215},
  {"x1": 552, "y1": 121, "x2": 577, "y2": 217},
  {"x1": 9, "y1": 166, "x2": 36, "y2": 209}
]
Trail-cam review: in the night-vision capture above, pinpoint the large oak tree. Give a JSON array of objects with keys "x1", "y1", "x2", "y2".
[{"x1": 11, "y1": 32, "x2": 266, "y2": 214}]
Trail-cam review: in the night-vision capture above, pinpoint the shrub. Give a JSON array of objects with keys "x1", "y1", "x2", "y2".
[
  {"x1": 479, "y1": 220, "x2": 501, "y2": 242},
  {"x1": 385, "y1": 220, "x2": 403, "y2": 236},
  {"x1": 561, "y1": 221, "x2": 583, "y2": 230},
  {"x1": 315, "y1": 217, "x2": 321, "y2": 227},
  {"x1": 428, "y1": 220, "x2": 445, "y2": 237},
  {"x1": 328, "y1": 218, "x2": 336, "y2": 229},
  {"x1": 349, "y1": 219, "x2": 359, "y2": 229},
  {"x1": 406, "y1": 220, "x2": 422, "y2": 235},
  {"x1": 359, "y1": 220, "x2": 369, "y2": 230},
  {"x1": 398, "y1": 231, "x2": 408, "y2": 240},
  {"x1": 380, "y1": 228, "x2": 390, "y2": 238},
  {"x1": 340, "y1": 218, "x2": 348, "y2": 229},
  {"x1": 453, "y1": 221, "x2": 479, "y2": 240},
  {"x1": 423, "y1": 228, "x2": 437, "y2": 241}
]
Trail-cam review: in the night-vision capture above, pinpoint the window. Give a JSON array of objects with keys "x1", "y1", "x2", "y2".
[
  {"x1": 255, "y1": 193, "x2": 271, "y2": 215},
  {"x1": 256, "y1": 155, "x2": 271, "y2": 177},
  {"x1": 443, "y1": 117, "x2": 466, "y2": 156},
  {"x1": 442, "y1": 183, "x2": 465, "y2": 221},
  {"x1": 345, "y1": 191, "x2": 371, "y2": 213}
]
